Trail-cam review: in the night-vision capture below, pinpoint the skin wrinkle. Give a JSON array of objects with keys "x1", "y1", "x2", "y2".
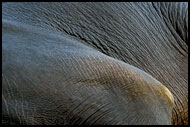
[
  {"x1": 173, "y1": 102, "x2": 180, "y2": 124},
  {"x1": 2, "y1": 94, "x2": 9, "y2": 116},
  {"x1": 3, "y1": 74, "x2": 12, "y2": 100},
  {"x1": 158, "y1": 3, "x2": 187, "y2": 53},
  {"x1": 68, "y1": 96, "x2": 92, "y2": 121},
  {"x1": 67, "y1": 84, "x2": 107, "y2": 124},
  {"x1": 92, "y1": 58, "x2": 172, "y2": 124},
  {"x1": 69, "y1": 55, "x2": 171, "y2": 125},
  {"x1": 11, "y1": 78, "x2": 26, "y2": 123},
  {"x1": 152, "y1": 4, "x2": 188, "y2": 124},
  {"x1": 90, "y1": 108, "x2": 111, "y2": 125},
  {"x1": 2, "y1": 2, "x2": 187, "y2": 125},
  {"x1": 80, "y1": 103, "x2": 109, "y2": 125},
  {"x1": 71, "y1": 104, "x2": 93, "y2": 124}
]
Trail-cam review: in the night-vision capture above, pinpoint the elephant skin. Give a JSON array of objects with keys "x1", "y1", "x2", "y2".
[{"x1": 2, "y1": 2, "x2": 188, "y2": 125}]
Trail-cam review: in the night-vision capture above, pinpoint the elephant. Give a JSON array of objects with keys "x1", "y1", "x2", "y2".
[{"x1": 2, "y1": 2, "x2": 188, "y2": 125}]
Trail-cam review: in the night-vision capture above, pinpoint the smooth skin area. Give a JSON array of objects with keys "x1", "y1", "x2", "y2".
[{"x1": 2, "y1": 2, "x2": 188, "y2": 125}]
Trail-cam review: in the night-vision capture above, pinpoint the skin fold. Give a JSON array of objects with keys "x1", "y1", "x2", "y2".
[{"x1": 2, "y1": 2, "x2": 188, "y2": 125}]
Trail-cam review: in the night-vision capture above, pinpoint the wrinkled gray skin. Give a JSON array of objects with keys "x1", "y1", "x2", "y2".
[{"x1": 2, "y1": 2, "x2": 188, "y2": 125}]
